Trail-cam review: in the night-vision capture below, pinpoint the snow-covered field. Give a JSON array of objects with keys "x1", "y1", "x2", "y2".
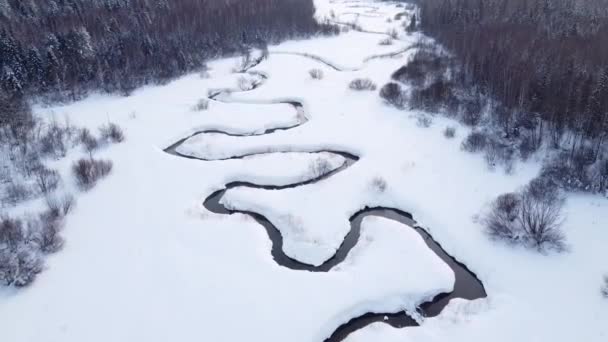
[{"x1": 1, "y1": 1, "x2": 607, "y2": 341}]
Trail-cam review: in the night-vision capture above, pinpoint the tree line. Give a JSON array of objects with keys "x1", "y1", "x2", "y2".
[
  {"x1": 384, "y1": 0, "x2": 607, "y2": 194},
  {"x1": 0, "y1": 0, "x2": 335, "y2": 107},
  {"x1": 416, "y1": 0, "x2": 608, "y2": 158}
]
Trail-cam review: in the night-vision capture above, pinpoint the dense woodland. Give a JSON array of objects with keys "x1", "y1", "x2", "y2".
[
  {"x1": 0, "y1": 0, "x2": 334, "y2": 105},
  {"x1": 389, "y1": 0, "x2": 608, "y2": 194}
]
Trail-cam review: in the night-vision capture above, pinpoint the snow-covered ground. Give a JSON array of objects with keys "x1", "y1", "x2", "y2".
[{"x1": 1, "y1": 1, "x2": 607, "y2": 342}]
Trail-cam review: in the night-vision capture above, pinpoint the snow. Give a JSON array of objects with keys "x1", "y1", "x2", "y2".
[{"x1": 2, "y1": 1, "x2": 608, "y2": 342}]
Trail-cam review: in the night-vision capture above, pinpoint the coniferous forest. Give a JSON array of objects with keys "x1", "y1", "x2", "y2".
[{"x1": 0, "y1": 0, "x2": 335, "y2": 105}]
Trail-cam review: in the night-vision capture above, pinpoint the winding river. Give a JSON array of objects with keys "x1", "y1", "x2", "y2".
[{"x1": 164, "y1": 12, "x2": 486, "y2": 341}]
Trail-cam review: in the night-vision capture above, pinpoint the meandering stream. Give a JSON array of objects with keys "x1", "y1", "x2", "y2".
[{"x1": 163, "y1": 3, "x2": 486, "y2": 340}]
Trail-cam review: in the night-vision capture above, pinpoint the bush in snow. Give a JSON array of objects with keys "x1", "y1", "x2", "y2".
[
  {"x1": 309, "y1": 68, "x2": 324, "y2": 80},
  {"x1": 99, "y1": 123, "x2": 125, "y2": 143},
  {"x1": 461, "y1": 131, "x2": 488, "y2": 153},
  {"x1": 193, "y1": 98, "x2": 210, "y2": 111},
  {"x1": 444, "y1": 126, "x2": 456, "y2": 138},
  {"x1": 416, "y1": 114, "x2": 433, "y2": 128},
  {"x1": 379, "y1": 82, "x2": 404, "y2": 108},
  {"x1": 349, "y1": 78, "x2": 377, "y2": 91},
  {"x1": 3, "y1": 180, "x2": 32, "y2": 205},
  {"x1": 308, "y1": 158, "x2": 333, "y2": 178},
  {"x1": 238, "y1": 76, "x2": 256, "y2": 91},
  {"x1": 484, "y1": 192, "x2": 521, "y2": 241},
  {"x1": 483, "y1": 177, "x2": 566, "y2": 251},
  {"x1": 388, "y1": 28, "x2": 399, "y2": 39},
  {"x1": 34, "y1": 167, "x2": 61, "y2": 195},
  {"x1": 602, "y1": 275, "x2": 608, "y2": 298},
  {"x1": 72, "y1": 158, "x2": 113, "y2": 190},
  {"x1": 379, "y1": 37, "x2": 393, "y2": 46},
  {"x1": 459, "y1": 96, "x2": 484, "y2": 127},
  {"x1": 0, "y1": 216, "x2": 44, "y2": 287},
  {"x1": 370, "y1": 177, "x2": 388, "y2": 193},
  {"x1": 39, "y1": 120, "x2": 74, "y2": 158},
  {"x1": 33, "y1": 210, "x2": 65, "y2": 254},
  {"x1": 78, "y1": 128, "x2": 99, "y2": 157},
  {"x1": 45, "y1": 192, "x2": 76, "y2": 218}
]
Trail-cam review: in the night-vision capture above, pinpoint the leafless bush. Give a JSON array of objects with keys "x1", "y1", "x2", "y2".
[
  {"x1": 519, "y1": 135, "x2": 539, "y2": 161},
  {"x1": 484, "y1": 140, "x2": 515, "y2": 171},
  {"x1": 483, "y1": 178, "x2": 566, "y2": 252},
  {"x1": 39, "y1": 120, "x2": 71, "y2": 158},
  {"x1": 461, "y1": 131, "x2": 488, "y2": 153},
  {"x1": 379, "y1": 82, "x2": 404, "y2": 108},
  {"x1": 34, "y1": 212, "x2": 65, "y2": 254},
  {"x1": 388, "y1": 28, "x2": 399, "y2": 39},
  {"x1": 193, "y1": 98, "x2": 210, "y2": 111},
  {"x1": 308, "y1": 158, "x2": 333, "y2": 178},
  {"x1": 601, "y1": 275, "x2": 608, "y2": 298},
  {"x1": 3, "y1": 180, "x2": 32, "y2": 205},
  {"x1": 444, "y1": 126, "x2": 456, "y2": 138},
  {"x1": 309, "y1": 68, "x2": 324, "y2": 80},
  {"x1": 484, "y1": 192, "x2": 521, "y2": 241},
  {"x1": 72, "y1": 158, "x2": 113, "y2": 190},
  {"x1": 238, "y1": 76, "x2": 256, "y2": 91},
  {"x1": 370, "y1": 177, "x2": 388, "y2": 193},
  {"x1": 379, "y1": 37, "x2": 393, "y2": 45},
  {"x1": 34, "y1": 167, "x2": 61, "y2": 195},
  {"x1": 518, "y1": 182, "x2": 565, "y2": 251},
  {"x1": 416, "y1": 114, "x2": 433, "y2": 128},
  {"x1": 349, "y1": 78, "x2": 377, "y2": 91},
  {"x1": 45, "y1": 193, "x2": 76, "y2": 218},
  {"x1": 392, "y1": 49, "x2": 447, "y2": 86},
  {"x1": 460, "y1": 96, "x2": 484, "y2": 126},
  {"x1": 99, "y1": 123, "x2": 125, "y2": 143},
  {"x1": 0, "y1": 247, "x2": 43, "y2": 287},
  {"x1": 410, "y1": 78, "x2": 456, "y2": 112},
  {"x1": 0, "y1": 216, "x2": 43, "y2": 287},
  {"x1": 78, "y1": 128, "x2": 99, "y2": 156}
]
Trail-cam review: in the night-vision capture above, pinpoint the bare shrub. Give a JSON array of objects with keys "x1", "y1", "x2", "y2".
[
  {"x1": 193, "y1": 98, "x2": 210, "y2": 111},
  {"x1": 379, "y1": 37, "x2": 393, "y2": 46},
  {"x1": 518, "y1": 181, "x2": 565, "y2": 251},
  {"x1": 392, "y1": 49, "x2": 447, "y2": 86},
  {"x1": 370, "y1": 177, "x2": 388, "y2": 193},
  {"x1": 3, "y1": 180, "x2": 32, "y2": 205},
  {"x1": 0, "y1": 216, "x2": 25, "y2": 250},
  {"x1": 0, "y1": 248, "x2": 43, "y2": 287},
  {"x1": 416, "y1": 114, "x2": 433, "y2": 128},
  {"x1": 78, "y1": 128, "x2": 99, "y2": 156},
  {"x1": 602, "y1": 275, "x2": 608, "y2": 298},
  {"x1": 0, "y1": 216, "x2": 43, "y2": 287},
  {"x1": 237, "y1": 76, "x2": 256, "y2": 91},
  {"x1": 484, "y1": 178, "x2": 566, "y2": 252},
  {"x1": 484, "y1": 192, "x2": 521, "y2": 241},
  {"x1": 379, "y1": 82, "x2": 404, "y2": 108},
  {"x1": 460, "y1": 96, "x2": 484, "y2": 126},
  {"x1": 309, "y1": 68, "x2": 324, "y2": 80},
  {"x1": 72, "y1": 158, "x2": 113, "y2": 190},
  {"x1": 519, "y1": 135, "x2": 539, "y2": 161},
  {"x1": 99, "y1": 123, "x2": 125, "y2": 143},
  {"x1": 34, "y1": 212, "x2": 65, "y2": 254},
  {"x1": 388, "y1": 28, "x2": 399, "y2": 39},
  {"x1": 410, "y1": 78, "x2": 456, "y2": 112},
  {"x1": 462, "y1": 131, "x2": 488, "y2": 153},
  {"x1": 444, "y1": 126, "x2": 456, "y2": 138},
  {"x1": 349, "y1": 78, "x2": 377, "y2": 91},
  {"x1": 308, "y1": 158, "x2": 333, "y2": 178},
  {"x1": 34, "y1": 167, "x2": 61, "y2": 195},
  {"x1": 484, "y1": 140, "x2": 515, "y2": 171},
  {"x1": 45, "y1": 193, "x2": 76, "y2": 218},
  {"x1": 39, "y1": 120, "x2": 70, "y2": 158}
]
